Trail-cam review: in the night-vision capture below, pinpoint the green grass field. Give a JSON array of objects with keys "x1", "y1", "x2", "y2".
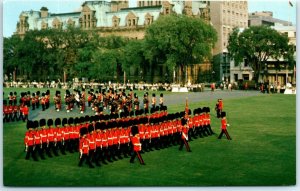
[{"x1": 3, "y1": 90, "x2": 296, "y2": 186}]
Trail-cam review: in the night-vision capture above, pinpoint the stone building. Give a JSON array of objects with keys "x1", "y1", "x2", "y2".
[{"x1": 14, "y1": 0, "x2": 214, "y2": 84}]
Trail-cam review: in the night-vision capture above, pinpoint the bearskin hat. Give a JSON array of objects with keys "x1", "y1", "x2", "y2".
[
  {"x1": 47, "y1": 119, "x2": 53, "y2": 127},
  {"x1": 55, "y1": 118, "x2": 61, "y2": 126},
  {"x1": 80, "y1": 116, "x2": 85, "y2": 123},
  {"x1": 74, "y1": 117, "x2": 79, "y2": 124},
  {"x1": 27, "y1": 120, "x2": 34, "y2": 130},
  {"x1": 36, "y1": 91, "x2": 40, "y2": 96},
  {"x1": 221, "y1": 111, "x2": 226, "y2": 118},
  {"x1": 80, "y1": 127, "x2": 88, "y2": 136},
  {"x1": 181, "y1": 118, "x2": 187, "y2": 126},
  {"x1": 95, "y1": 122, "x2": 101, "y2": 130},
  {"x1": 9, "y1": 92, "x2": 13, "y2": 96},
  {"x1": 68, "y1": 117, "x2": 74, "y2": 125},
  {"x1": 62, "y1": 118, "x2": 68, "y2": 126},
  {"x1": 33, "y1": 120, "x2": 39, "y2": 129},
  {"x1": 88, "y1": 124, "x2": 94, "y2": 133},
  {"x1": 39, "y1": 119, "x2": 46, "y2": 127},
  {"x1": 131, "y1": 125, "x2": 139, "y2": 136}
]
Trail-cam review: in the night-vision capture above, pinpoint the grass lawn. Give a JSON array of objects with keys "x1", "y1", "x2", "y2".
[{"x1": 3, "y1": 90, "x2": 296, "y2": 186}]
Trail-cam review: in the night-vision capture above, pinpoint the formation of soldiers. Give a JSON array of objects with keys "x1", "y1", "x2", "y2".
[{"x1": 24, "y1": 106, "x2": 215, "y2": 167}]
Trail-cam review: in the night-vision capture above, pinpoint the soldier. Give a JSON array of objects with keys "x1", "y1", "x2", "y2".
[
  {"x1": 130, "y1": 125, "x2": 145, "y2": 165},
  {"x1": 35, "y1": 91, "x2": 40, "y2": 109},
  {"x1": 87, "y1": 124, "x2": 100, "y2": 166},
  {"x1": 54, "y1": 91, "x2": 62, "y2": 112},
  {"x1": 21, "y1": 104, "x2": 29, "y2": 122},
  {"x1": 33, "y1": 120, "x2": 45, "y2": 160},
  {"x1": 151, "y1": 93, "x2": 156, "y2": 109},
  {"x1": 47, "y1": 119, "x2": 59, "y2": 156},
  {"x1": 143, "y1": 93, "x2": 149, "y2": 114},
  {"x1": 31, "y1": 93, "x2": 36, "y2": 110},
  {"x1": 41, "y1": 93, "x2": 46, "y2": 111},
  {"x1": 159, "y1": 93, "x2": 164, "y2": 109},
  {"x1": 45, "y1": 90, "x2": 50, "y2": 109},
  {"x1": 39, "y1": 119, "x2": 50, "y2": 158},
  {"x1": 178, "y1": 118, "x2": 191, "y2": 152},
  {"x1": 78, "y1": 127, "x2": 94, "y2": 168},
  {"x1": 133, "y1": 94, "x2": 140, "y2": 112},
  {"x1": 13, "y1": 92, "x2": 17, "y2": 106},
  {"x1": 8, "y1": 92, "x2": 13, "y2": 105},
  {"x1": 3, "y1": 100, "x2": 9, "y2": 123},
  {"x1": 218, "y1": 112, "x2": 232, "y2": 140},
  {"x1": 24, "y1": 120, "x2": 38, "y2": 161},
  {"x1": 56, "y1": 118, "x2": 66, "y2": 155},
  {"x1": 95, "y1": 122, "x2": 106, "y2": 165}
]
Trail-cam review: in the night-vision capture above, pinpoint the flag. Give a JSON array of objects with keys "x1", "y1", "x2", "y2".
[
  {"x1": 185, "y1": 97, "x2": 189, "y2": 119},
  {"x1": 289, "y1": 0, "x2": 293, "y2": 7}
]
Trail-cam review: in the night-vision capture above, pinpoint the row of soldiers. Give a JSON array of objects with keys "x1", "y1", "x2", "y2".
[{"x1": 24, "y1": 107, "x2": 214, "y2": 167}]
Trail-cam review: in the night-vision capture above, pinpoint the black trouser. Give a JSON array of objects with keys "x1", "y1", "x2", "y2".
[
  {"x1": 57, "y1": 141, "x2": 66, "y2": 155},
  {"x1": 78, "y1": 153, "x2": 94, "y2": 168},
  {"x1": 179, "y1": 138, "x2": 191, "y2": 152},
  {"x1": 35, "y1": 144, "x2": 45, "y2": 159},
  {"x1": 49, "y1": 142, "x2": 59, "y2": 156},
  {"x1": 42, "y1": 104, "x2": 46, "y2": 111},
  {"x1": 12, "y1": 112, "x2": 19, "y2": 121},
  {"x1": 89, "y1": 149, "x2": 100, "y2": 166},
  {"x1": 130, "y1": 151, "x2": 145, "y2": 164},
  {"x1": 218, "y1": 129, "x2": 231, "y2": 140},
  {"x1": 25, "y1": 145, "x2": 38, "y2": 161}
]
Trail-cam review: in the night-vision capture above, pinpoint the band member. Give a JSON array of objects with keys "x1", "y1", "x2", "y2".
[
  {"x1": 159, "y1": 93, "x2": 164, "y2": 109},
  {"x1": 179, "y1": 118, "x2": 191, "y2": 152},
  {"x1": 151, "y1": 93, "x2": 156, "y2": 109},
  {"x1": 143, "y1": 93, "x2": 149, "y2": 114},
  {"x1": 130, "y1": 125, "x2": 145, "y2": 165},
  {"x1": 24, "y1": 120, "x2": 38, "y2": 161},
  {"x1": 54, "y1": 91, "x2": 62, "y2": 112},
  {"x1": 31, "y1": 93, "x2": 36, "y2": 110},
  {"x1": 218, "y1": 112, "x2": 232, "y2": 140}
]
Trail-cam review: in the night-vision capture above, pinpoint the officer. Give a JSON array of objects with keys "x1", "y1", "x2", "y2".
[
  {"x1": 218, "y1": 112, "x2": 232, "y2": 140},
  {"x1": 178, "y1": 118, "x2": 191, "y2": 152},
  {"x1": 130, "y1": 125, "x2": 145, "y2": 165}
]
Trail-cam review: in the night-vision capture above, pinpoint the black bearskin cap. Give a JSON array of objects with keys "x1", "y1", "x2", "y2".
[
  {"x1": 62, "y1": 118, "x2": 68, "y2": 126},
  {"x1": 55, "y1": 118, "x2": 61, "y2": 126},
  {"x1": 131, "y1": 125, "x2": 139, "y2": 136},
  {"x1": 47, "y1": 119, "x2": 53, "y2": 126},
  {"x1": 39, "y1": 118, "x2": 46, "y2": 127}
]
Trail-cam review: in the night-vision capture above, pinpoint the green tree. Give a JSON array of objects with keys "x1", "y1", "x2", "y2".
[
  {"x1": 144, "y1": 14, "x2": 217, "y2": 85},
  {"x1": 228, "y1": 26, "x2": 294, "y2": 83}
]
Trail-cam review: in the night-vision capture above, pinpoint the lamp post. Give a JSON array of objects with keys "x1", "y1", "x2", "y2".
[
  {"x1": 211, "y1": 70, "x2": 215, "y2": 82},
  {"x1": 223, "y1": 51, "x2": 228, "y2": 82}
]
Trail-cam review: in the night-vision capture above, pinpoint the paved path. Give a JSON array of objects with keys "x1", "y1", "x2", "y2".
[{"x1": 28, "y1": 90, "x2": 261, "y2": 121}]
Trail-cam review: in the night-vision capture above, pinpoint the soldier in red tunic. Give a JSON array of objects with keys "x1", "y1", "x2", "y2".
[
  {"x1": 24, "y1": 120, "x2": 38, "y2": 161},
  {"x1": 218, "y1": 112, "x2": 232, "y2": 140},
  {"x1": 33, "y1": 120, "x2": 45, "y2": 160},
  {"x1": 78, "y1": 127, "x2": 94, "y2": 168},
  {"x1": 39, "y1": 119, "x2": 49, "y2": 157},
  {"x1": 87, "y1": 124, "x2": 100, "y2": 167},
  {"x1": 130, "y1": 125, "x2": 145, "y2": 165},
  {"x1": 178, "y1": 118, "x2": 191, "y2": 152}
]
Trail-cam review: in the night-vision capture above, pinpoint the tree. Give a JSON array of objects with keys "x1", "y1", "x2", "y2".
[
  {"x1": 144, "y1": 14, "x2": 217, "y2": 85},
  {"x1": 227, "y1": 26, "x2": 294, "y2": 83}
]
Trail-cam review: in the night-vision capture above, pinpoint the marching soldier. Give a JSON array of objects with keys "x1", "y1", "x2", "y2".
[
  {"x1": 56, "y1": 118, "x2": 66, "y2": 155},
  {"x1": 21, "y1": 104, "x2": 29, "y2": 122},
  {"x1": 130, "y1": 125, "x2": 145, "y2": 165},
  {"x1": 13, "y1": 92, "x2": 17, "y2": 106},
  {"x1": 35, "y1": 91, "x2": 40, "y2": 109},
  {"x1": 24, "y1": 120, "x2": 38, "y2": 161},
  {"x1": 218, "y1": 111, "x2": 232, "y2": 140},
  {"x1": 178, "y1": 118, "x2": 191, "y2": 152},
  {"x1": 31, "y1": 93, "x2": 36, "y2": 110},
  {"x1": 143, "y1": 93, "x2": 149, "y2": 114}
]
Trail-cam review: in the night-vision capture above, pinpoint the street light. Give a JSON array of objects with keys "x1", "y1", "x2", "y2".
[{"x1": 223, "y1": 51, "x2": 228, "y2": 82}]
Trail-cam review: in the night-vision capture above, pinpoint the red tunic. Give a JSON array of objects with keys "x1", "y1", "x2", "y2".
[
  {"x1": 79, "y1": 137, "x2": 89, "y2": 154},
  {"x1": 24, "y1": 131, "x2": 34, "y2": 146},
  {"x1": 131, "y1": 135, "x2": 141, "y2": 151},
  {"x1": 221, "y1": 118, "x2": 227, "y2": 130},
  {"x1": 87, "y1": 133, "x2": 96, "y2": 150},
  {"x1": 34, "y1": 130, "x2": 42, "y2": 145}
]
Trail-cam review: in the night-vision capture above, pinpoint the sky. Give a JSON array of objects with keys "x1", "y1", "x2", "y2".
[{"x1": 1, "y1": 0, "x2": 297, "y2": 38}]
